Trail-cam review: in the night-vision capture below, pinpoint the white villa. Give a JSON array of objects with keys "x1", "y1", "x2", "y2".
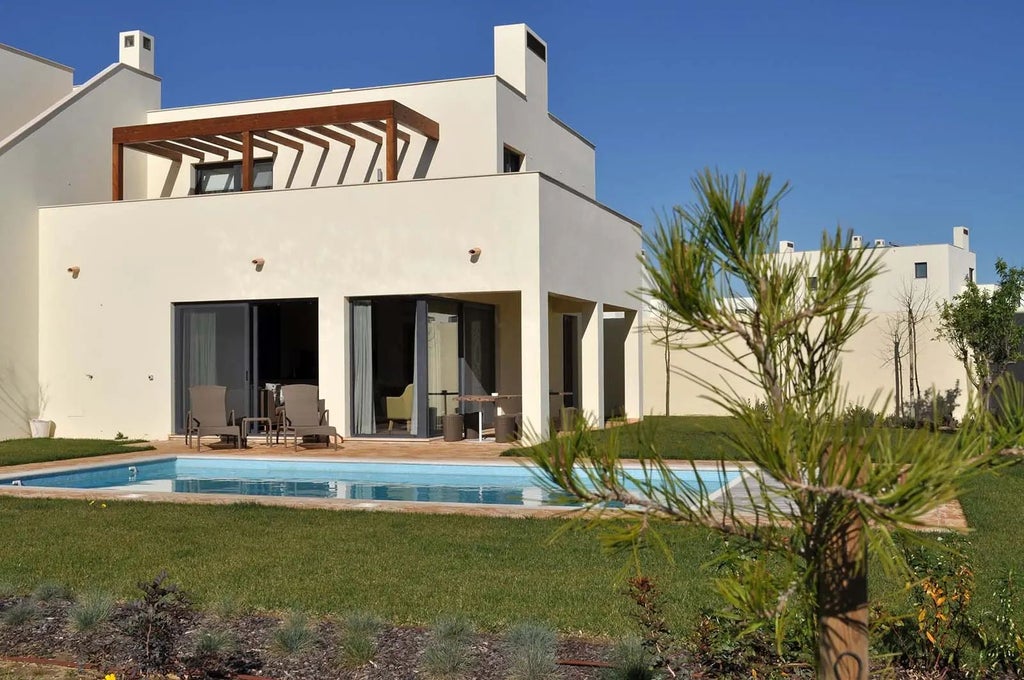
[
  {"x1": 644, "y1": 228, "x2": 979, "y2": 417},
  {"x1": 0, "y1": 24, "x2": 644, "y2": 441}
]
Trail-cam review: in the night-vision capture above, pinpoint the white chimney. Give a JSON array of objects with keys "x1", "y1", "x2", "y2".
[
  {"x1": 874, "y1": 238, "x2": 887, "y2": 248},
  {"x1": 953, "y1": 225, "x2": 970, "y2": 251},
  {"x1": 851, "y1": 235, "x2": 863, "y2": 249},
  {"x1": 119, "y1": 30, "x2": 155, "y2": 75},
  {"x1": 494, "y1": 24, "x2": 548, "y2": 112},
  {"x1": 779, "y1": 240, "x2": 795, "y2": 254}
]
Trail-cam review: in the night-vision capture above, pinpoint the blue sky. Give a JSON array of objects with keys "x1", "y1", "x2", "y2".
[{"x1": 3, "y1": 1, "x2": 1022, "y2": 282}]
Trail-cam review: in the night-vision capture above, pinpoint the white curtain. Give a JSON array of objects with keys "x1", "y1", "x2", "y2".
[
  {"x1": 352, "y1": 301, "x2": 376, "y2": 434},
  {"x1": 188, "y1": 312, "x2": 217, "y2": 387}
]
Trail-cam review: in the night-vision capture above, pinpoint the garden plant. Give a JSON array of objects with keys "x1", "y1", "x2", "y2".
[{"x1": 528, "y1": 169, "x2": 1024, "y2": 679}]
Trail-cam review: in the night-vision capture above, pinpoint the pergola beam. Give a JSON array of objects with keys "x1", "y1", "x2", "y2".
[
  {"x1": 253, "y1": 131, "x2": 303, "y2": 153},
  {"x1": 279, "y1": 128, "x2": 330, "y2": 149},
  {"x1": 111, "y1": 99, "x2": 439, "y2": 199},
  {"x1": 339, "y1": 123, "x2": 383, "y2": 145},
  {"x1": 308, "y1": 125, "x2": 357, "y2": 147}
]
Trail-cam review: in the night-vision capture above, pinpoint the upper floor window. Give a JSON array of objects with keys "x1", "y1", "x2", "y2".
[
  {"x1": 503, "y1": 146, "x2": 524, "y2": 173},
  {"x1": 915, "y1": 262, "x2": 928, "y2": 279},
  {"x1": 808, "y1": 276, "x2": 818, "y2": 292},
  {"x1": 195, "y1": 159, "x2": 273, "y2": 194}
]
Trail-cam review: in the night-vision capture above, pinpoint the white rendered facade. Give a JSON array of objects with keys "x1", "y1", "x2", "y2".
[
  {"x1": 1, "y1": 24, "x2": 644, "y2": 440},
  {"x1": 644, "y1": 228, "x2": 978, "y2": 416}
]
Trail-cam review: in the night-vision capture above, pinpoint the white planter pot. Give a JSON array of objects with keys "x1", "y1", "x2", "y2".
[{"x1": 29, "y1": 419, "x2": 53, "y2": 438}]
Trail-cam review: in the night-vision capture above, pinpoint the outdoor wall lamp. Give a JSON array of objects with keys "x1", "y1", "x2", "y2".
[
  {"x1": 468, "y1": 247, "x2": 482, "y2": 263},
  {"x1": 251, "y1": 258, "x2": 265, "y2": 272},
  {"x1": 67, "y1": 266, "x2": 80, "y2": 279}
]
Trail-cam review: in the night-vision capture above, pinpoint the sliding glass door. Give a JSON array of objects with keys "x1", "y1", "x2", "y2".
[{"x1": 174, "y1": 303, "x2": 251, "y2": 433}]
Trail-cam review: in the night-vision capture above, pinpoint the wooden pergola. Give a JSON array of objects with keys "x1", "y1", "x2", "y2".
[{"x1": 111, "y1": 100, "x2": 440, "y2": 200}]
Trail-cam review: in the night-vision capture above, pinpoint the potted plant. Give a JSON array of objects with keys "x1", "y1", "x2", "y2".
[{"x1": 29, "y1": 387, "x2": 53, "y2": 438}]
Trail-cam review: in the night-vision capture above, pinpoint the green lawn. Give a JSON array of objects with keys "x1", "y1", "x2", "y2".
[
  {"x1": 0, "y1": 438, "x2": 154, "y2": 468},
  {"x1": 505, "y1": 416, "x2": 749, "y2": 460},
  {"x1": 0, "y1": 422, "x2": 1017, "y2": 636}
]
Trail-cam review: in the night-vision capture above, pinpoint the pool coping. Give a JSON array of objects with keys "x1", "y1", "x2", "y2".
[{"x1": 0, "y1": 452, "x2": 746, "y2": 518}]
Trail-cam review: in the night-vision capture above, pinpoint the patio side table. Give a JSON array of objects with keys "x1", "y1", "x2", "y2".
[{"x1": 241, "y1": 416, "x2": 272, "y2": 448}]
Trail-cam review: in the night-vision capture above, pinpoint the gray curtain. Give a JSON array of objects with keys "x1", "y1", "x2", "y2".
[
  {"x1": 188, "y1": 312, "x2": 217, "y2": 387},
  {"x1": 352, "y1": 301, "x2": 375, "y2": 434}
]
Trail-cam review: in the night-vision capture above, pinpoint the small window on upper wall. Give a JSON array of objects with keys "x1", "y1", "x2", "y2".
[
  {"x1": 142, "y1": 36, "x2": 152, "y2": 50},
  {"x1": 503, "y1": 146, "x2": 524, "y2": 173},
  {"x1": 808, "y1": 276, "x2": 818, "y2": 292},
  {"x1": 915, "y1": 262, "x2": 928, "y2": 279},
  {"x1": 123, "y1": 35, "x2": 135, "y2": 48}
]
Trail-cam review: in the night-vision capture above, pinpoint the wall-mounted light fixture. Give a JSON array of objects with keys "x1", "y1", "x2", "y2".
[
  {"x1": 251, "y1": 257, "x2": 265, "y2": 272},
  {"x1": 67, "y1": 266, "x2": 80, "y2": 279},
  {"x1": 468, "y1": 247, "x2": 482, "y2": 263}
]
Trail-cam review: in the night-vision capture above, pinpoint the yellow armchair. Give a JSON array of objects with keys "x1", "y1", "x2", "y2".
[{"x1": 386, "y1": 384, "x2": 414, "y2": 433}]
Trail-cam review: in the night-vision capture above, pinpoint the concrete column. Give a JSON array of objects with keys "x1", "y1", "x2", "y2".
[
  {"x1": 623, "y1": 309, "x2": 643, "y2": 420},
  {"x1": 520, "y1": 290, "x2": 550, "y2": 439},
  {"x1": 580, "y1": 301, "x2": 605, "y2": 425}
]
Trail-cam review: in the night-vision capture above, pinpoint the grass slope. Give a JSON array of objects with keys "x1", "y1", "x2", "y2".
[{"x1": 0, "y1": 438, "x2": 154, "y2": 468}]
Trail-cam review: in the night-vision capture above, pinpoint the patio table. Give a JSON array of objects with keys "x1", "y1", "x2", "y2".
[{"x1": 456, "y1": 394, "x2": 521, "y2": 442}]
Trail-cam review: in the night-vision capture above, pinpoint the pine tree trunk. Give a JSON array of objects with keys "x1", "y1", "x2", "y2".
[{"x1": 817, "y1": 448, "x2": 869, "y2": 680}]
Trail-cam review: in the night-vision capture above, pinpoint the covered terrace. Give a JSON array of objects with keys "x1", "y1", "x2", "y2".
[{"x1": 111, "y1": 99, "x2": 440, "y2": 200}]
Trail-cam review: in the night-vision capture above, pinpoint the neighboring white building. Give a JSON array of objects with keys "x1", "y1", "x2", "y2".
[
  {"x1": 0, "y1": 25, "x2": 644, "y2": 441},
  {"x1": 645, "y1": 228, "x2": 977, "y2": 416}
]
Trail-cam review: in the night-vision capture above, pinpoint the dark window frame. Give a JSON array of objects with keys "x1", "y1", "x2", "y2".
[
  {"x1": 194, "y1": 158, "x2": 273, "y2": 195},
  {"x1": 915, "y1": 262, "x2": 928, "y2": 279},
  {"x1": 502, "y1": 145, "x2": 524, "y2": 173},
  {"x1": 526, "y1": 32, "x2": 546, "y2": 61},
  {"x1": 808, "y1": 276, "x2": 818, "y2": 292}
]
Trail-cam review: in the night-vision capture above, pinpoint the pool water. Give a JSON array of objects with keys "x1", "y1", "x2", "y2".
[{"x1": 0, "y1": 457, "x2": 739, "y2": 507}]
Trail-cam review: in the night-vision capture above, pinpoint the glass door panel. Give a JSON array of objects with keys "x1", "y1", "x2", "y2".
[
  {"x1": 174, "y1": 303, "x2": 251, "y2": 433},
  {"x1": 461, "y1": 303, "x2": 496, "y2": 428},
  {"x1": 426, "y1": 300, "x2": 460, "y2": 436}
]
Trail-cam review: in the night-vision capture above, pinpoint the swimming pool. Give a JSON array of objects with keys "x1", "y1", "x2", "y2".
[{"x1": 0, "y1": 457, "x2": 741, "y2": 508}]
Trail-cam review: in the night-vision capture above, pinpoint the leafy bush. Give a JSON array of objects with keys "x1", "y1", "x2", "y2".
[
  {"x1": 842, "y1": 404, "x2": 880, "y2": 428},
  {"x1": 271, "y1": 611, "x2": 318, "y2": 657},
  {"x1": 872, "y1": 535, "x2": 1024, "y2": 678},
  {"x1": 686, "y1": 612, "x2": 810, "y2": 679},
  {"x1": 504, "y1": 621, "x2": 557, "y2": 680},
  {"x1": 0, "y1": 600, "x2": 37, "y2": 627},
  {"x1": 183, "y1": 627, "x2": 257, "y2": 679},
  {"x1": 337, "y1": 611, "x2": 383, "y2": 668},
  {"x1": 122, "y1": 571, "x2": 194, "y2": 673},
  {"x1": 421, "y1": 616, "x2": 475, "y2": 679}
]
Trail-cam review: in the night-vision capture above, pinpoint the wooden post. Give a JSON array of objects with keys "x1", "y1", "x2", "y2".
[
  {"x1": 241, "y1": 130, "x2": 254, "y2": 191},
  {"x1": 112, "y1": 142, "x2": 124, "y2": 201},
  {"x1": 817, "y1": 446, "x2": 869, "y2": 680},
  {"x1": 385, "y1": 116, "x2": 398, "y2": 181}
]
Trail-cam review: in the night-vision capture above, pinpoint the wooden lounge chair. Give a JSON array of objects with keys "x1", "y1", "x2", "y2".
[
  {"x1": 280, "y1": 384, "x2": 341, "y2": 451},
  {"x1": 187, "y1": 385, "x2": 241, "y2": 450}
]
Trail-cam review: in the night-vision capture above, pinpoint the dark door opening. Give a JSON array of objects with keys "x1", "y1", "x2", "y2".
[{"x1": 174, "y1": 298, "x2": 318, "y2": 434}]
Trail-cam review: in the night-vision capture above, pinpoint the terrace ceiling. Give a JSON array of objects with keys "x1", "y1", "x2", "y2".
[{"x1": 111, "y1": 100, "x2": 440, "y2": 200}]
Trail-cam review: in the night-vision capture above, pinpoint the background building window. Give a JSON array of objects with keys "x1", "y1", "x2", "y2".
[
  {"x1": 808, "y1": 276, "x2": 818, "y2": 292},
  {"x1": 503, "y1": 146, "x2": 524, "y2": 173},
  {"x1": 915, "y1": 262, "x2": 928, "y2": 279}
]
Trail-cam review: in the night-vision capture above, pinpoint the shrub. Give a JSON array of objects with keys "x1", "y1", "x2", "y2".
[
  {"x1": 421, "y1": 616, "x2": 475, "y2": 679},
  {"x1": 504, "y1": 621, "x2": 557, "y2": 680},
  {"x1": 0, "y1": 600, "x2": 37, "y2": 627},
  {"x1": 842, "y1": 404, "x2": 879, "y2": 428},
  {"x1": 338, "y1": 611, "x2": 383, "y2": 668},
  {"x1": 183, "y1": 627, "x2": 256, "y2": 679},
  {"x1": 207, "y1": 591, "x2": 248, "y2": 620},
  {"x1": 68, "y1": 592, "x2": 114, "y2": 634},
  {"x1": 122, "y1": 571, "x2": 194, "y2": 673},
  {"x1": 602, "y1": 636, "x2": 656, "y2": 680},
  {"x1": 271, "y1": 611, "x2": 318, "y2": 657},
  {"x1": 31, "y1": 580, "x2": 71, "y2": 602}
]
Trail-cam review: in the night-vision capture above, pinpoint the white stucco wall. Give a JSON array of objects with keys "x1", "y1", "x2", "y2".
[
  {"x1": 37, "y1": 172, "x2": 641, "y2": 439},
  {"x1": 643, "y1": 230, "x2": 976, "y2": 418},
  {"x1": 0, "y1": 44, "x2": 73, "y2": 141},
  {"x1": 0, "y1": 64, "x2": 158, "y2": 439}
]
